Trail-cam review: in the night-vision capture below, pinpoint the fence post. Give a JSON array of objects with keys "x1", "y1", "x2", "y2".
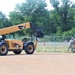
[
  {"x1": 43, "y1": 41, "x2": 46, "y2": 52},
  {"x1": 53, "y1": 36, "x2": 56, "y2": 52}
]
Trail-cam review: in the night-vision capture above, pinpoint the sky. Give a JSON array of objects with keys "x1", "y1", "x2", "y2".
[{"x1": 0, "y1": 0, "x2": 75, "y2": 16}]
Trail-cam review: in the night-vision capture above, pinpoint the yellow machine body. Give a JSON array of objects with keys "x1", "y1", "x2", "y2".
[
  {"x1": 0, "y1": 22, "x2": 30, "y2": 35},
  {"x1": 0, "y1": 22, "x2": 43, "y2": 55},
  {"x1": 5, "y1": 39, "x2": 37, "y2": 50},
  {"x1": 5, "y1": 39, "x2": 23, "y2": 50}
]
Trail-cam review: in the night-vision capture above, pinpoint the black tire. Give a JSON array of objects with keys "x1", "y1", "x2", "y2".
[
  {"x1": 13, "y1": 50, "x2": 22, "y2": 54},
  {"x1": 0, "y1": 44, "x2": 8, "y2": 56},
  {"x1": 24, "y1": 42, "x2": 34, "y2": 54}
]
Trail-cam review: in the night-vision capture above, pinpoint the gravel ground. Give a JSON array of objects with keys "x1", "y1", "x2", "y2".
[{"x1": 0, "y1": 52, "x2": 75, "y2": 75}]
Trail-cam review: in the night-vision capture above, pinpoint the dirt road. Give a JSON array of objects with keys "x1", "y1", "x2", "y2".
[{"x1": 0, "y1": 52, "x2": 75, "y2": 75}]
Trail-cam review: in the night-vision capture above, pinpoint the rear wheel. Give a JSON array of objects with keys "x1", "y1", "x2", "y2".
[
  {"x1": 24, "y1": 43, "x2": 34, "y2": 54},
  {"x1": 0, "y1": 44, "x2": 8, "y2": 56},
  {"x1": 13, "y1": 50, "x2": 22, "y2": 54}
]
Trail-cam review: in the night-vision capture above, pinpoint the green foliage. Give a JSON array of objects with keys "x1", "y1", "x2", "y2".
[
  {"x1": 50, "y1": 0, "x2": 75, "y2": 34},
  {"x1": 9, "y1": 0, "x2": 51, "y2": 36},
  {"x1": 0, "y1": 11, "x2": 12, "y2": 29},
  {"x1": 50, "y1": 0, "x2": 59, "y2": 8},
  {"x1": 63, "y1": 28, "x2": 75, "y2": 36},
  {"x1": 0, "y1": 0, "x2": 75, "y2": 37},
  {"x1": 9, "y1": 11, "x2": 24, "y2": 25}
]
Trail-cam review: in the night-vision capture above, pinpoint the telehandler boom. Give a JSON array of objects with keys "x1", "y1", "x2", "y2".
[{"x1": 0, "y1": 22, "x2": 43, "y2": 56}]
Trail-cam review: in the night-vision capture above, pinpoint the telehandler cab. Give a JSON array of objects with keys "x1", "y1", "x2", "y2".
[{"x1": 0, "y1": 22, "x2": 43, "y2": 56}]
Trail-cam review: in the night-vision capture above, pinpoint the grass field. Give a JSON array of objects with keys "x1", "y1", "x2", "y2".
[{"x1": 36, "y1": 42, "x2": 69, "y2": 52}]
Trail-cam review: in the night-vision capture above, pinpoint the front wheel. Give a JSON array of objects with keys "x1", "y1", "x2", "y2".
[
  {"x1": 24, "y1": 42, "x2": 34, "y2": 54},
  {"x1": 0, "y1": 44, "x2": 8, "y2": 56}
]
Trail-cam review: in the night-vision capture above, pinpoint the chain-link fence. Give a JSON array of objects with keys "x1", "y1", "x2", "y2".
[{"x1": 35, "y1": 36, "x2": 72, "y2": 52}]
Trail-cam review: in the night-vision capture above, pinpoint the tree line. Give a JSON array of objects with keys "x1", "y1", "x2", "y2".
[{"x1": 0, "y1": 0, "x2": 75, "y2": 37}]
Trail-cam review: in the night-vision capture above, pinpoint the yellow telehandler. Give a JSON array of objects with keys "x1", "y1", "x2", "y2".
[{"x1": 0, "y1": 22, "x2": 43, "y2": 56}]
